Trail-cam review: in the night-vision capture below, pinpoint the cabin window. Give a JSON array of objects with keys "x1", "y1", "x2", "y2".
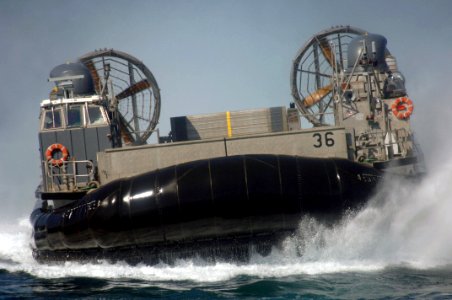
[
  {"x1": 67, "y1": 105, "x2": 83, "y2": 127},
  {"x1": 43, "y1": 108, "x2": 63, "y2": 129},
  {"x1": 41, "y1": 103, "x2": 108, "y2": 130},
  {"x1": 87, "y1": 106, "x2": 107, "y2": 125}
]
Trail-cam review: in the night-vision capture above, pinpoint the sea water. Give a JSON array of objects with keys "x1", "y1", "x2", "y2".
[{"x1": 1, "y1": 158, "x2": 452, "y2": 299}]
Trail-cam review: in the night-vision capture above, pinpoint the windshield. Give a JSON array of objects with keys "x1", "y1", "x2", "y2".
[
  {"x1": 41, "y1": 103, "x2": 109, "y2": 130},
  {"x1": 87, "y1": 106, "x2": 107, "y2": 125},
  {"x1": 67, "y1": 105, "x2": 83, "y2": 127},
  {"x1": 43, "y1": 108, "x2": 63, "y2": 129}
]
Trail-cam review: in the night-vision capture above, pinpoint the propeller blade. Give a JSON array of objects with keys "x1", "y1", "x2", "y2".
[
  {"x1": 84, "y1": 60, "x2": 102, "y2": 94},
  {"x1": 120, "y1": 126, "x2": 135, "y2": 145},
  {"x1": 116, "y1": 80, "x2": 151, "y2": 100},
  {"x1": 302, "y1": 83, "x2": 333, "y2": 107},
  {"x1": 319, "y1": 38, "x2": 335, "y2": 67},
  {"x1": 118, "y1": 114, "x2": 135, "y2": 145}
]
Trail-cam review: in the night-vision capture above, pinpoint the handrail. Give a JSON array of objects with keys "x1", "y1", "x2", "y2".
[{"x1": 43, "y1": 160, "x2": 95, "y2": 192}]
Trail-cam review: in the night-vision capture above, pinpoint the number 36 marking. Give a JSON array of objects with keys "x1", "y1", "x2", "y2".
[{"x1": 313, "y1": 132, "x2": 335, "y2": 148}]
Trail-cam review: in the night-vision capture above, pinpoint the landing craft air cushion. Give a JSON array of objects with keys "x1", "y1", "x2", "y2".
[{"x1": 31, "y1": 26, "x2": 424, "y2": 264}]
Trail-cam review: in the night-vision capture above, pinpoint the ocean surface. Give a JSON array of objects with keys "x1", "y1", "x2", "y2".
[{"x1": 2, "y1": 160, "x2": 452, "y2": 299}]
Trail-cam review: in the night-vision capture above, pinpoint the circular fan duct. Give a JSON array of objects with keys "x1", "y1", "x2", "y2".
[
  {"x1": 79, "y1": 49, "x2": 161, "y2": 145},
  {"x1": 291, "y1": 26, "x2": 366, "y2": 127}
]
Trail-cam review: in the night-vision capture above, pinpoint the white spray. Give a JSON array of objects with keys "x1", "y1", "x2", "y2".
[{"x1": 280, "y1": 162, "x2": 452, "y2": 268}]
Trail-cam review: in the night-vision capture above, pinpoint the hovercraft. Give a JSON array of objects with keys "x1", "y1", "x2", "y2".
[{"x1": 31, "y1": 26, "x2": 425, "y2": 264}]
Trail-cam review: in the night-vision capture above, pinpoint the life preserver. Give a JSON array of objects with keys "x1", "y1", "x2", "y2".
[
  {"x1": 45, "y1": 143, "x2": 69, "y2": 166},
  {"x1": 391, "y1": 97, "x2": 414, "y2": 119}
]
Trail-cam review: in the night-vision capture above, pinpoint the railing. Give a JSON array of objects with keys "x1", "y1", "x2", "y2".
[{"x1": 43, "y1": 160, "x2": 96, "y2": 192}]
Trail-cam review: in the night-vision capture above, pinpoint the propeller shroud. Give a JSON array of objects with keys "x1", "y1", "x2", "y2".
[
  {"x1": 79, "y1": 49, "x2": 161, "y2": 145},
  {"x1": 291, "y1": 26, "x2": 366, "y2": 127}
]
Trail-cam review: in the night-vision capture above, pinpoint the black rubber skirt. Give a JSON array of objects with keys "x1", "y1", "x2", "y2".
[{"x1": 31, "y1": 154, "x2": 382, "y2": 263}]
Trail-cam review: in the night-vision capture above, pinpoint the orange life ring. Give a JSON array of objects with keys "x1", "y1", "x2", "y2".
[
  {"x1": 45, "y1": 143, "x2": 69, "y2": 166},
  {"x1": 391, "y1": 96, "x2": 414, "y2": 119}
]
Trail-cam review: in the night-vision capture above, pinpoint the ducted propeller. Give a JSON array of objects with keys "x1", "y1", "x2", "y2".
[
  {"x1": 79, "y1": 49, "x2": 161, "y2": 145},
  {"x1": 291, "y1": 26, "x2": 365, "y2": 126}
]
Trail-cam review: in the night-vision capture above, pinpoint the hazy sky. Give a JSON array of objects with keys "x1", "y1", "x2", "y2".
[{"x1": 1, "y1": 0, "x2": 451, "y2": 218}]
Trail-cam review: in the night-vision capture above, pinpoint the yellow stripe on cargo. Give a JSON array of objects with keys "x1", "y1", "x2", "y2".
[{"x1": 226, "y1": 111, "x2": 232, "y2": 137}]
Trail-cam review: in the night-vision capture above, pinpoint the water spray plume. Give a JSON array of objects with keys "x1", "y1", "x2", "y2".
[{"x1": 281, "y1": 154, "x2": 452, "y2": 269}]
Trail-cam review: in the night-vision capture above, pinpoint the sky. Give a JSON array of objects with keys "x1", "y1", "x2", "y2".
[{"x1": 0, "y1": 0, "x2": 451, "y2": 218}]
